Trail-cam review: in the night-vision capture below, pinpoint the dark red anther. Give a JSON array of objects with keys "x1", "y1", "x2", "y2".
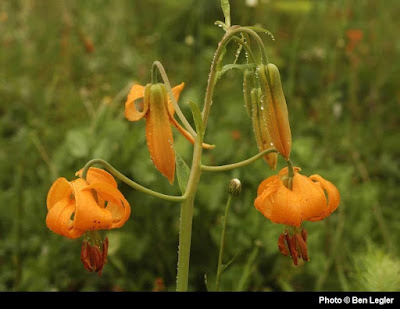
[
  {"x1": 278, "y1": 233, "x2": 289, "y2": 256},
  {"x1": 285, "y1": 233, "x2": 298, "y2": 266},
  {"x1": 301, "y1": 228, "x2": 308, "y2": 243},
  {"x1": 80, "y1": 237, "x2": 109, "y2": 276},
  {"x1": 295, "y1": 233, "x2": 309, "y2": 261}
]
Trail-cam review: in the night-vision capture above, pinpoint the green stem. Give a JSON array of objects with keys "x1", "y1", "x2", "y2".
[
  {"x1": 150, "y1": 63, "x2": 158, "y2": 84},
  {"x1": 202, "y1": 26, "x2": 268, "y2": 129},
  {"x1": 231, "y1": 36, "x2": 256, "y2": 63},
  {"x1": 215, "y1": 194, "x2": 233, "y2": 291},
  {"x1": 81, "y1": 159, "x2": 185, "y2": 203},
  {"x1": 176, "y1": 136, "x2": 203, "y2": 291},
  {"x1": 175, "y1": 25, "x2": 268, "y2": 291},
  {"x1": 286, "y1": 159, "x2": 295, "y2": 190},
  {"x1": 152, "y1": 61, "x2": 197, "y2": 138},
  {"x1": 201, "y1": 148, "x2": 277, "y2": 172}
]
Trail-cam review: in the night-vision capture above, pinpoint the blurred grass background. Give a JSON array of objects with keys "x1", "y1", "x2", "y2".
[{"x1": 1, "y1": 0, "x2": 399, "y2": 291}]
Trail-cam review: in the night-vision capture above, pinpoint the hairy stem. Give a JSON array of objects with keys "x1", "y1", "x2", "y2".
[
  {"x1": 176, "y1": 136, "x2": 203, "y2": 291},
  {"x1": 201, "y1": 148, "x2": 277, "y2": 172},
  {"x1": 202, "y1": 26, "x2": 268, "y2": 129}
]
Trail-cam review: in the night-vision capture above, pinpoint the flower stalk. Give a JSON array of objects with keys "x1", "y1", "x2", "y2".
[{"x1": 81, "y1": 159, "x2": 185, "y2": 203}]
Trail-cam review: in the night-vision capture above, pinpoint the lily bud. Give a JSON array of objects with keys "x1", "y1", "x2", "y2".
[
  {"x1": 257, "y1": 63, "x2": 292, "y2": 159},
  {"x1": 251, "y1": 87, "x2": 278, "y2": 169},
  {"x1": 243, "y1": 69, "x2": 255, "y2": 117}
]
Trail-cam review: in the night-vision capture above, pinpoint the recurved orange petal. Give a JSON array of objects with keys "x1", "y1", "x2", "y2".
[
  {"x1": 256, "y1": 174, "x2": 280, "y2": 196},
  {"x1": 46, "y1": 198, "x2": 83, "y2": 239},
  {"x1": 47, "y1": 177, "x2": 72, "y2": 210},
  {"x1": 46, "y1": 198, "x2": 70, "y2": 235},
  {"x1": 167, "y1": 82, "x2": 185, "y2": 116},
  {"x1": 125, "y1": 84, "x2": 149, "y2": 121},
  {"x1": 83, "y1": 182, "x2": 131, "y2": 228},
  {"x1": 75, "y1": 167, "x2": 117, "y2": 188},
  {"x1": 57, "y1": 203, "x2": 83, "y2": 239},
  {"x1": 308, "y1": 175, "x2": 340, "y2": 221},
  {"x1": 169, "y1": 114, "x2": 215, "y2": 150},
  {"x1": 73, "y1": 179, "x2": 113, "y2": 231},
  {"x1": 291, "y1": 173, "x2": 327, "y2": 222}
]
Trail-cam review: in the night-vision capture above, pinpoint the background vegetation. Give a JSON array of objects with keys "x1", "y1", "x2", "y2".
[{"x1": 1, "y1": 0, "x2": 399, "y2": 291}]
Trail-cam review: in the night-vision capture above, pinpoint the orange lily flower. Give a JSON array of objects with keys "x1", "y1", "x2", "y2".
[
  {"x1": 124, "y1": 82, "x2": 214, "y2": 183},
  {"x1": 46, "y1": 167, "x2": 131, "y2": 239},
  {"x1": 255, "y1": 167, "x2": 340, "y2": 265},
  {"x1": 254, "y1": 167, "x2": 340, "y2": 227}
]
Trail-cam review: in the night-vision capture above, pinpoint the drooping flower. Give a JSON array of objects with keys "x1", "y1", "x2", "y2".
[
  {"x1": 254, "y1": 167, "x2": 340, "y2": 265},
  {"x1": 255, "y1": 167, "x2": 339, "y2": 227},
  {"x1": 124, "y1": 82, "x2": 214, "y2": 183},
  {"x1": 46, "y1": 167, "x2": 131, "y2": 239}
]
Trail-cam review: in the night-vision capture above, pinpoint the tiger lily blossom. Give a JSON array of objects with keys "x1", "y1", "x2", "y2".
[
  {"x1": 124, "y1": 82, "x2": 214, "y2": 183},
  {"x1": 46, "y1": 167, "x2": 131, "y2": 239},
  {"x1": 255, "y1": 167, "x2": 340, "y2": 227},
  {"x1": 254, "y1": 167, "x2": 340, "y2": 265}
]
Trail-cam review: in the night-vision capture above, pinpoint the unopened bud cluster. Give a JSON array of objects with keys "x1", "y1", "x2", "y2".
[{"x1": 243, "y1": 63, "x2": 292, "y2": 169}]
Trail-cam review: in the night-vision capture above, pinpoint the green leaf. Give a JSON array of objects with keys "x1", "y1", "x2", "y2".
[
  {"x1": 175, "y1": 151, "x2": 190, "y2": 194},
  {"x1": 188, "y1": 101, "x2": 204, "y2": 140},
  {"x1": 246, "y1": 26, "x2": 275, "y2": 41},
  {"x1": 217, "y1": 63, "x2": 257, "y2": 80}
]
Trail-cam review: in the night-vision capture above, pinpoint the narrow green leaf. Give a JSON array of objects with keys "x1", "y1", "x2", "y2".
[
  {"x1": 217, "y1": 63, "x2": 257, "y2": 80},
  {"x1": 188, "y1": 101, "x2": 204, "y2": 139},
  {"x1": 175, "y1": 152, "x2": 190, "y2": 194},
  {"x1": 220, "y1": 0, "x2": 231, "y2": 27}
]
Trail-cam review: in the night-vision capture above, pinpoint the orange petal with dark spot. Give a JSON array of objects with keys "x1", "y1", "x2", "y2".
[
  {"x1": 83, "y1": 182, "x2": 131, "y2": 228},
  {"x1": 73, "y1": 179, "x2": 113, "y2": 231}
]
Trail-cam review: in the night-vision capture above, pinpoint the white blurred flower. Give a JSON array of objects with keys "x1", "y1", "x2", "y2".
[
  {"x1": 185, "y1": 35, "x2": 194, "y2": 46},
  {"x1": 246, "y1": 0, "x2": 258, "y2": 7},
  {"x1": 333, "y1": 103, "x2": 342, "y2": 119}
]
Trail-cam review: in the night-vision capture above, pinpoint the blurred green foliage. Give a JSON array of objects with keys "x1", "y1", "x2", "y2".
[{"x1": 0, "y1": 0, "x2": 399, "y2": 291}]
